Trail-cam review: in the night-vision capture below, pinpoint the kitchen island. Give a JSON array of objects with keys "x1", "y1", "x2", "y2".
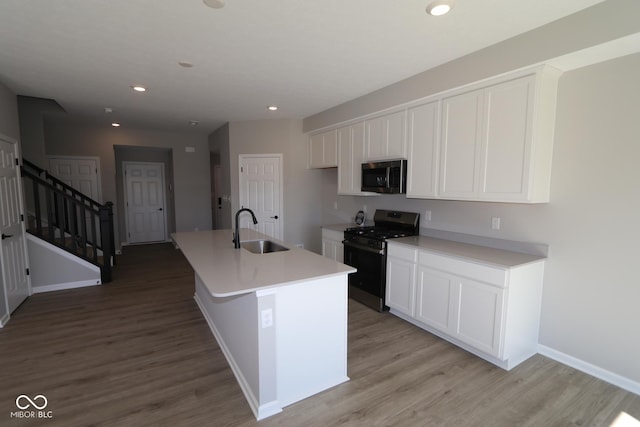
[{"x1": 172, "y1": 229, "x2": 355, "y2": 420}]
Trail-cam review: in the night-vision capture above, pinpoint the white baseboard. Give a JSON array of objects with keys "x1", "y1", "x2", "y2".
[
  {"x1": 32, "y1": 279, "x2": 102, "y2": 294},
  {"x1": 0, "y1": 312, "x2": 9, "y2": 328},
  {"x1": 538, "y1": 345, "x2": 640, "y2": 396}
]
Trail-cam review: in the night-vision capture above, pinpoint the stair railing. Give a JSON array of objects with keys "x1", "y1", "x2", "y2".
[{"x1": 21, "y1": 160, "x2": 115, "y2": 283}]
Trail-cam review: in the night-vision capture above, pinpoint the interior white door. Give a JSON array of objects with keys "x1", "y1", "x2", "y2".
[
  {"x1": 239, "y1": 155, "x2": 283, "y2": 240},
  {"x1": 0, "y1": 135, "x2": 31, "y2": 318},
  {"x1": 48, "y1": 156, "x2": 101, "y2": 202},
  {"x1": 124, "y1": 162, "x2": 167, "y2": 244}
]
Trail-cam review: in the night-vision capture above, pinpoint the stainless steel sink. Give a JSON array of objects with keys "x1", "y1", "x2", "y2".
[{"x1": 241, "y1": 239, "x2": 289, "y2": 254}]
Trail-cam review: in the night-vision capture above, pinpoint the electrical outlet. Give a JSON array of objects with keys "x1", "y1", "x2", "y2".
[
  {"x1": 295, "y1": 243, "x2": 304, "y2": 249},
  {"x1": 333, "y1": 201, "x2": 338, "y2": 210},
  {"x1": 424, "y1": 210, "x2": 432, "y2": 221},
  {"x1": 261, "y1": 309, "x2": 273, "y2": 328},
  {"x1": 362, "y1": 204, "x2": 367, "y2": 213},
  {"x1": 491, "y1": 217, "x2": 501, "y2": 230}
]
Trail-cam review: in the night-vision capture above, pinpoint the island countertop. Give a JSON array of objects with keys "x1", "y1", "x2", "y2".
[{"x1": 172, "y1": 229, "x2": 355, "y2": 298}]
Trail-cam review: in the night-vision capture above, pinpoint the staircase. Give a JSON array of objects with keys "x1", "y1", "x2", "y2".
[{"x1": 21, "y1": 159, "x2": 116, "y2": 283}]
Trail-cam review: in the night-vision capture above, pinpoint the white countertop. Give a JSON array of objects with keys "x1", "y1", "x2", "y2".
[
  {"x1": 172, "y1": 229, "x2": 355, "y2": 297},
  {"x1": 390, "y1": 235, "x2": 545, "y2": 268}
]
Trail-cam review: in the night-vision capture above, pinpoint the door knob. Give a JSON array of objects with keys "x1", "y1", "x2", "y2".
[
  {"x1": 1, "y1": 233, "x2": 13, "y2": 240},
  {"x1": 157, "y1": 208, "x2": 163, "y2": 211},
  {"x1": 270, "y1": 215, "x2": 279, "y2": 219}
]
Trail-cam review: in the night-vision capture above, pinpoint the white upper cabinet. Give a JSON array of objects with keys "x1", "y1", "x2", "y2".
[
  {"x1": 438, "y1": 68, "x2": 560, "y2": 203},
  {"x1": 364, "y1": 111, "x2": 406, "y2": 161},
  {"x1": 337, "y1": 122, "x2": 376, "y2": 195},
  {"x1": 439, "y1": 89, "x2": 484, "y2": 199},
  {"x1": 309, "y1": 129, "x2": 338, "y2": 168},
  {"x1": 406, "y1": 101, "x2": 440, "y2": 198},
  {"x1": 308, "y1": 65, "x2": 560, "y2": 203}
]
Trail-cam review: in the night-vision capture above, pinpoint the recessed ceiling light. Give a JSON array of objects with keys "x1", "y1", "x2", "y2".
[
  {"x1": 203, "y1": 0, "x2": 225, "y2": 9},
  {"x1": 426, "y1": 0, "x2": 454, "y2": 16},
  {"x1": 189, "y1": 120, "x2": 199, "y2": 127},
  {"x1": 267, "y1": 105, "x2": 278, "y2": 111},
  {"x1": 104, "y1": 107, "x2": 113, "y2": 114},
  {"x1": 131, "y1": 85, "x2": 147, "y2": 92},
  {"x1": 178, "y1": 61, "x2": 194, "y2": 68},
  {"x1": 112, "y1": 122, "x2": 121, "y2": 127}
]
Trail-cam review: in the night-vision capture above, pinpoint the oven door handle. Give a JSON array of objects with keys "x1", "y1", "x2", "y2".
[{"x1": 342, "y1": 240, "x2": 384, "y2": 255}]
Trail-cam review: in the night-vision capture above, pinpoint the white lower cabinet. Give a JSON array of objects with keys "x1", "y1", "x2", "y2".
[
  {"x1": 322, "y1": 228, "x2": 344, "y2": 262},
  {"x1": 386, "y1": 244, "x2": 417, "y2": 316},
  {"x1": 455, "y1": 278, "x2": 504, "y2": 357},
  {"x1": 415, "y1": 266, "x2": 455, "y2": 333},
  {"x1": 387, "y1": 241, "x2": 544, "y2": 370}
]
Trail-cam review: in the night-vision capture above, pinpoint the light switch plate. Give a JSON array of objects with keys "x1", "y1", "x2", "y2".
[
  {"x1": 491, "y1": 217, "x2": 501, "y2": 230},
  {"x1": 261, "y1": 309, "x2": 273, "y2": 328}
]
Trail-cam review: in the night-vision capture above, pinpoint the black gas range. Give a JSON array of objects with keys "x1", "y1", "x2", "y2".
[{"x1": 343, "y1": 210, "x2": 420, "y2": 312}]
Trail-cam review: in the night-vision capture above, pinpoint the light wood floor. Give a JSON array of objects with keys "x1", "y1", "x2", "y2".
[{"x1": 1, "y1": 243, "x2": 638, "y2": 427}]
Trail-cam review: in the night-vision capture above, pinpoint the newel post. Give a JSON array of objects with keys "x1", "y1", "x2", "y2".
[{"x1": 99, "y1": 201, "x2": 115, "y2": 282}]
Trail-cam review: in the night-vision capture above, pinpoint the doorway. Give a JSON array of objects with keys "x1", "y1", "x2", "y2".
[
  {"x1": 47, "y1": 156, "x2": 101, "y2": 202},
  {"x1": 0, "y1": 133, "x2": 31, "y2": 323},
  {"x1": 238, "y1": 154, "x2": 283, "y2": 240},
  {"x1": 114, "y1": 146, "x2": 175, "y2": 249},
  {"x1": 123, "y1": 162, "x2": 167, "y2": 244}
]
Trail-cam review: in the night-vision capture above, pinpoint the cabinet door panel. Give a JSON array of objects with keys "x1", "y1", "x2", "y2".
[
  {"x1": 386, "y1": 256, "x2": 416, "y2": 316},
  {"x1": 351, "y1": 123, "x2": 366, "y2": 192},
  {"x1": 455, "y1": 279, "x2": 504, "y2": 357},
  {"x1": 309, "y1": 134, "x2": 325, "y2": 168},
  {"x1": 337, "y1": 126, "x2": 351, "y2": 193},
  {"x1": 385, "y1": 111, "x2": 405, "y2": 159},
  {"x1": 365, "y1": 111, "x2": 405, "y2": 161},
  {"x1": 439, "y1": 90, "x2": 483, "y2": 198},
  {"x1": 365, "y1": 117, "x2": 385, "y2": 160},
  {"x1": 324, "y1": 130, "x2": 338, "y2": 167},
  {"x1": 480, "y1": 76, "x2": 534, "y2": 199},
  {"x1": 309, "y1": 130, "x2": 337, "y2": 168},
  {"x1": 407, "y1": 102, "x2": 439, "y2": 198},
  {"x1": 338, "y1": 122, "x2": 370, "y2": 195},
  {"x1": 416, "y1": 266, "x2": 454, "y2": 331}
]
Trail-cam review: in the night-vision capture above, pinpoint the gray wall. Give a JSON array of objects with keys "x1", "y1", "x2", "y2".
[
  {"x1": 42, "y1": 119, "x2": 211, "y2": 249},
  {"x1": 0, "y1": 82, "x2": 19, "y2": 141},
  {"x1": 314, "y1": 54, "x2": 640, "y2": 385},
  {"x1": 17, "y1": 96, "x2": 64, "y2": 168},
  {"x1": 304, "y1": 0, "x2": 640, "y2": 132},
  {"x1": 208, "y1": 123, "x2": 232, "y2": 230},
  {"x1": 224, "y1": 119, "x2": 325, "y2": 253}
]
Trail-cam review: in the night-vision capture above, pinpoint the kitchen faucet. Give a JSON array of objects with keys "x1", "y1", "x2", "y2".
[{"x1": 233, "y1": 208, "x2": 258, "y2": 249}]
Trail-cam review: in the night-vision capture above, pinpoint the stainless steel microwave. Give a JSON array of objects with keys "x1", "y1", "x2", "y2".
[{"x1": 361, "y1": 160, "x2": 407, "y2": 194}]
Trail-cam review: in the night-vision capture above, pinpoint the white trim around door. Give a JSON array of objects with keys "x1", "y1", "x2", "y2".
[
  {"x1": 123, "y1": 161, "x2": 168, "y2": 244},
  {"x1": 239, "y1": 154, "x2": 284, "y2": 241}
]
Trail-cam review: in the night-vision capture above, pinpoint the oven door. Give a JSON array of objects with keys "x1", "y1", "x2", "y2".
[{"x1": 343, "y1": 240, "x2": 387, "y2": 312}]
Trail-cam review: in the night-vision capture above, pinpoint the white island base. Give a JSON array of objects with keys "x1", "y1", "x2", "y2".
[{"x1": 194, "y1": 272, "x2": 349, "y2": 420}]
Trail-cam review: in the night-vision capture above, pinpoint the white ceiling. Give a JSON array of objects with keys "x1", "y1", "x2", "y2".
[{"x1": 0, "y1": 0, "x2": 605, "y2": 134}]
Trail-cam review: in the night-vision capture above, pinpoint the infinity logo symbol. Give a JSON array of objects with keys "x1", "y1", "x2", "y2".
[{"x1": 15, "y1": 394, "x2": 48, "y2": 410}]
